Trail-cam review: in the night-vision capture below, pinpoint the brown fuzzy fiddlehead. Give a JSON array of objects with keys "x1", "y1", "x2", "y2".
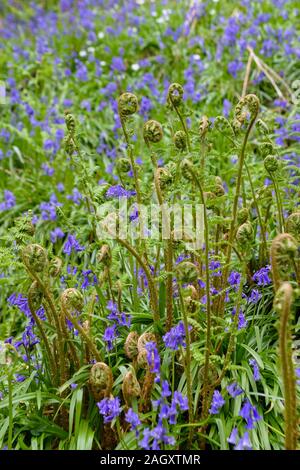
[
  {"x1": 286, "y1": 212, "x2": 300, "y2": 243},
  {"x1": 270, "y1": 233, "x2": 298, "y2": 291},
  {"x1": 117, "y1": 92, "x2": 139, "y2": 120},
  {"x1": 89, "y1": 362, "x2": 113, "y2": 402},
  {"x1": 143, "y1": 119, "x2": 163, "y2": 145},
  {"x1": 122, "y1": 370, "x2": 141, "y2": 407},
  {"x1": 124, "y1": 331, "x2": 139, "y2": 362},
  {"x1": 173, "y1": 130, "x2": 187, "y2": 151},
  {"x1": 168, "y1": 83, "x2": 191, "y2": 152}
]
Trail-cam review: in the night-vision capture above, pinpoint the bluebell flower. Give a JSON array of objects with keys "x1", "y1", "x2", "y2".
[
  {"x1": 238, "y1": 310, "x2": 248, "y2": 330},
  {"x1": 145, "y1": 341, "x2": 160, "y2": 376},
  {"x1": 173, "y1": 391, "x2": 189, "y2": 411},
  {"x1": 228, "y1": 271, "x2": 241, "y2": 290},
  {"x1": 50, "y1": 227, "x2": 65, "y2": 243},
  {"x1": 15, "y1": 374, "x2": 26, "y2": 383},
  {"x1": 167, "y1": 402, "x2": 178, "y2": 425},
  {"x1": 97, "y1": 397, "x2": 121, "y2": 423},
  {"x1": 156, "y1": 389, "x2": 189, "y2": 426},
  {"x1": 43, "y1": 139, "x2": 55, "y2": 152},
  {"x1": 129, "y1": 206, "x2": 139, "y2": 222},
  {"x1": 209, "y1": 260, "x2": 222, "y2": 277},
  {"x1": 67, "y1": 265, "x2": 77, "y2": 275},
  {"x1": 296, "y1": 368, "x2": 300, "y2": 385},
  {"x1": 107, "y1": 301, "x2": 131, "y2": 326},
  {"x1": 0, "y1": 129, "x2": 10, "y2": 142},
  {"x1": 0, "y1": 190, "x2": 16, "y2": 211},
  {"x1": 67, "y1": 188, "x2": 83, "y2": 205},
  {"x1": 8, "y1": 293, "x2": 31, "y2": 316},
  {"x1": 150, "y1": 424, "x2": 175, "y2": 447},
  {"x1": 57, "y1": 182, "x2": 65, "y2": 192},
  {"x1": 240, "y1": 399, "x2": 261, "y2": 429},
  {"x1": 223, "y1": 16, "x2": 240, "y2": 46},
  {"x1": 161, "y1": 380, "x2": 171, "y2": 398},
  {"x1": 253, "y1": 266, "x2": 271, "y2": 286},
  {"x1": 75, "y1": 61, "x2": 88, "y2": 81},
  {"x1": 139, "y1": 96, "x2": 153, "y2": 119},
  {"x1": 260, "y1": 39, "x2": 278, "y2": 58},
  {"x1": 41, "y1": 163, "x2": 54, "y2": 176},
  {"x1": 228, "y1": 60, "x2": 243, "y2": 78},
  {"x1": 227, "y1": 427, "x2": 239, "y2": 445},
  {"x1": 106, "y1": 185, "x2": 136, "y2": 198},
  {"x1": 81, "y1": 270, "x2": 97, "y2": 289},
  {"x1": 248, "y1": 289, "x2": 262, "y2": 304},
  {"x1": 162, "y1": 321, "x2": 188, "y2": 351},
  {"x1": 8, "y1": 293, "x2": 45, "y2": 322},
  {"x1": 227, "y1": 382, "x2": 243, "y2": 398},
  {"x1": 63, "y1": 234, "x2": 85, "y2": 255},
  {"x1": 234, "y1": 431, "x2": 252, "y2": 450},
  {"x1": 158, "y1": 403, "x2": 170, "y2": 420},
  {"x1": 249, "y1": 359, "x2": 260, "y2": 382},
  {"x1": 103, "y1": 301, "x2": 131, "y2": 351},
  {"x1": 139, "y1": 428, "x2": 151, "y2": 450},
  {"x1": 223, "y1": 99, "x2": 232, "y2": 118},
  {"x1": 111, "y1": 56, "x2": 125, "y2": 73},
  {"x1": 125, "y1": 408, "x2": 141, "y2": 436},
  {"x1": 103, "y1": 324, "x2": 118, "y2": 351},
  {"x1": 40, "y1": 193, "x2": 62, "y2": 221},
  {"x1": 209, "y1": 390, "x2": 225, "y2": 415}
]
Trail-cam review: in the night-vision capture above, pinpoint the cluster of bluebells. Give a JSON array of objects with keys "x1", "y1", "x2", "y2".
[
  {"x1": 59, "y1": 265, "x2": 97, "y2": 291},
  {"x1": 103, "y1": 301, "x2": 131, "y2": 351},
  {"x1": 252, "y1": 266, "x2": 272, "y2": 286},
  {"x1": 96, "y1": 338, "x2": 189, "y2": 450},
  {"x1": 145, "y1": 341, "x2": 161, "y2": 382},
  {"x1": 0, "y1": 190, "x2": 16, "y2": 212},
  {"x1": 39, "y1": 194, "x2": 62, "y2": 221},
  {"x1": 106, "y1": 185, "x2": 136, "y2": 199},
  {"x1": 209, "y1": 377, "x2": 262, "y2": 449},
  {"x1": 249, "y1": 359, "x2": 261, "y2": 382},
  {"x1": 228, "y1": 271, "x2": 241, "y2": 291},
  {"x1": 63, "y1": 234, "x2": 85, "y2": 255},
  {"x1": 97, "y1": 397, "x2": 121, "y2": 423},
  {"x1": 209, "y1": 390, "x2": 225, "y2": 414},
  {"x1": 125, "y1": 341, "x2": 189, "y2": 450},
  {"x1": 50, "y1": 227, "x2": 65, "y2": 243},
  {"x1": 5, "y1": 293, "x2": 46, "y2": 372},
  {"x1": 162, "y1": 321, "x2": 188, "y2": 351}
]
